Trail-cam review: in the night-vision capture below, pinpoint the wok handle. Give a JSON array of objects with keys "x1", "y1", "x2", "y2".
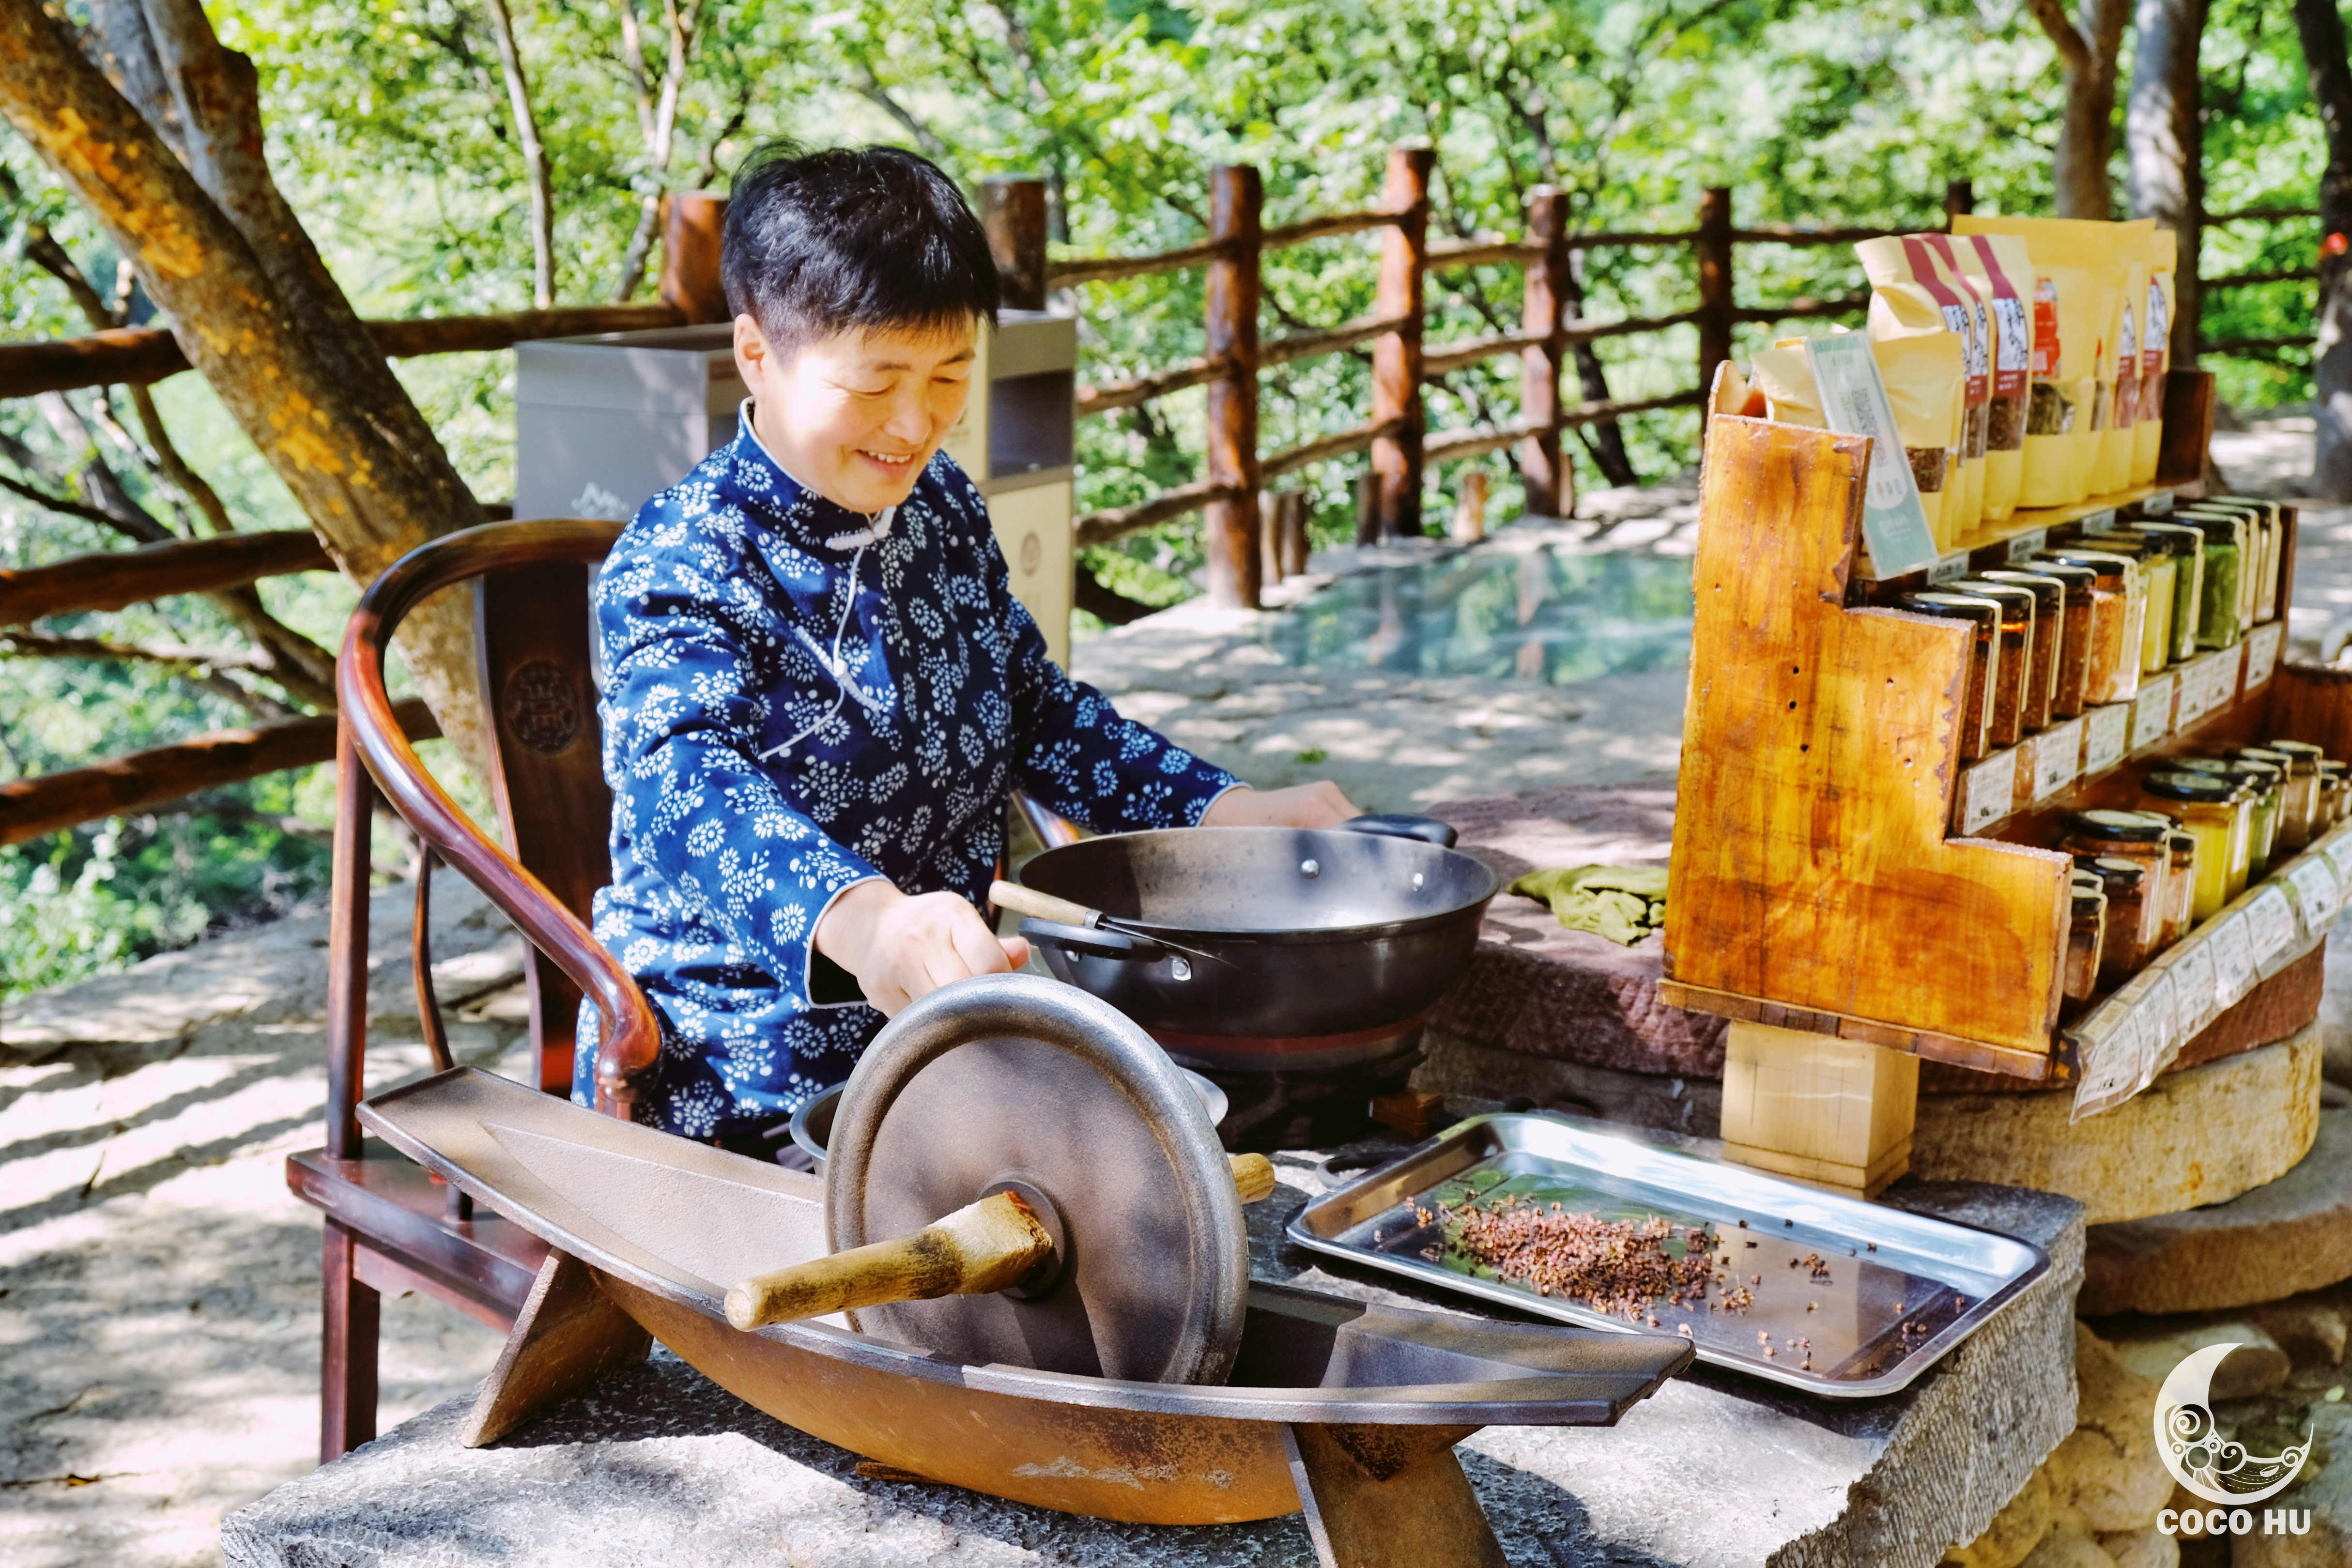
[
  {"x1": 1017, "y1": 917, "x2": 1166, "y2": 964},
  {"x1": 989, "y1": 878, "x2": 1098, "y2": 928},
  {"x1": 1340, "y1": 813, "x2": 1460, "y2": 848}
]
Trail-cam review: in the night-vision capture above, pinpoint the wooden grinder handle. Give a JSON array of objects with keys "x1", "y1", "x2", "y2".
[
  {"x1": 988, "y1": 878, "x2": 1098, "y2": 928},
  {"x1": 724, "y1": 1156, "x2": 1281, "y2": 1331}
]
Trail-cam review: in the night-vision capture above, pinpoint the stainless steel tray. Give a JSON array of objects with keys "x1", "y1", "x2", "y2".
[{"x1": 1288, "y1": 1114, "x2": 2049, "y2": 1398}]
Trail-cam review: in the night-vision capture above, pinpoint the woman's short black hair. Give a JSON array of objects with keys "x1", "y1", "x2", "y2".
[{"x1": 721, "y1": 141, "x2": 1000, "y2": 350}]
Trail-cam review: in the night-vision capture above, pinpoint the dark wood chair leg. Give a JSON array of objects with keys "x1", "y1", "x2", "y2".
[
  {"x1": 321, "y1": 1219, "x2": 382, "y2": 1463},
  {"x1": 1282, "y1": 1423, "x2": 1506, "y2": 1568}
]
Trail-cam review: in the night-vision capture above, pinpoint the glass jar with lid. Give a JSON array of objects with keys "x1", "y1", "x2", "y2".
[
  {"x1": 2076, "y1": 855, "x2": 2153, "y2": 987},
  {"x1": 2059, "y1": 808, "x2": 2170, "y2": 938},
  {"x1": 2161, "y1": 828, "x2": 2198, "y2": 946},
  {"x1": 2320, "y1": 759, "x2": 2349, "y2": 828},
  {"x1": 1897, "y1": 592, "x2": 2003, "y2": 761},
  {"x1": 2185, "y1": 499, "x2": 2281, "y2": 623},
  {"x1": 2220, "y1": 758, "x2": 2284, "y2": 878},
  {"x1": 2021, "y1": 559, "x2": 2097, "y2": 720},
  {"x1": 2258, "y1": 739, "x2": 2326, "y2": 851},
  {"x1": 1950, "y1": 580, "x2": 2036, "y2": 747},
  {"x1": 2064, "y1": 872, "x2": 2107, "y2": 1012},
  {"x1": 2067, "y1": 532, "x2": 2173, "y2": 676},
  {"x1": 2142, "y1": 769, "x2": 2251, "y2": 914},
  {"x1": 2124, "y1": 522, "x2": 2209, "y2": 663},
  {"x1": 2033, "y1": 548, "x2": 2144, "y2": 704},
  {"x1": 1973, "y1": 571, "x2": 2067, "y2": 731},
  {"x1": 2171, "y1": 513, "x2": 2248, "y2": 645}
]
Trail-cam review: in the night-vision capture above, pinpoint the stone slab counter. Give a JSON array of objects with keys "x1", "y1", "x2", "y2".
[
  {"x1": 224, "y1": 1123, "x2": 2083, "y2": 1568},
  {"x1": 1425, "y1": 784, "x2": 1724, "y2": 1078}
]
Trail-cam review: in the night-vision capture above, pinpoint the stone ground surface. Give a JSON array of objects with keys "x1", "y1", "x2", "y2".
[{"x1": 0, "y1": 414, "x2": 2341, "y2": 1566}]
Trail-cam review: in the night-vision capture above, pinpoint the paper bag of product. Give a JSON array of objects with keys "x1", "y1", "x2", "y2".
[
  {"x1": 1751, "y1": 335, "x2": 1958, "y2": 549},
  {"x1": 1749, "y1": 342, "x2": 1824, "y2": 426},
  {"x1": 1953, "y1": 215, "x2": 2121, "y2": 507},
  {"x1": 1858, "y1": 235, "x2": 1988, "y2": 538},
  {"x1": 2133, "y1": 229, "x2": 2176, "y2": 485},
  {"x1": 1937, "y1": 232, "x2": 2031, "y2": 523},
  {"x1": 2092, "y1": 241, "x2": 2151, "y2": 496}
]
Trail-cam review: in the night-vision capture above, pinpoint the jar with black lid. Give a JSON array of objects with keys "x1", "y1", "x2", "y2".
[
  {"x1": 2321, "y1": 760, "x2": 2349, "y2": 828},
  {"x1": 2075, "y1": 855, "x2": 2152, "y2": 988},
  {"x1": 2064, "y1": 873, "x2": 2106, "y2": 1013},
  {"x1": 1972, "y1": 571, "x2": 2066, "y2": 732},
  {"x1": 2019, "y1": 559, "x2": 2097, "y2": 720},
  {"x1": 2059, "y1": 808, "x2": 2170, "y2": 948},
  {"x1": 1897, "y1": 592, "x2": 2002, "y2": 761},
  {"x1": 2141, "y1": 769, "x2": 2251, "y2": 914},
  {"x1": 2031, "y1": 549, "x2": 2144, "y2": 704},
  {"x1": 1949, "y1": 580, "x2": 2036, "y2": 747},
  {"x1": 2123, "y1": 522, "x2": 2208, "y2": 663},
  {"x1": 2257, "y1": 740, "x2": 2325, "y2": 851}
]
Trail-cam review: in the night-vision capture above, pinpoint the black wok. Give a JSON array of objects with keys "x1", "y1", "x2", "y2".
[{"x1": 1012, "y1": 815, "x2": 1498, "y2": 1053}]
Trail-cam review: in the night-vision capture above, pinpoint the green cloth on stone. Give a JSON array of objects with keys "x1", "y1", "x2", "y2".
[{"x1": 1509, "y1": 864, "x2": 1670, "y2": 946}]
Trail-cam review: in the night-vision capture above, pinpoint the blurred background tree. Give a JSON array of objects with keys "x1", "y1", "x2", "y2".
[{"x1": 0, "y1": 0, "x2": 2333, "y2": 1003}]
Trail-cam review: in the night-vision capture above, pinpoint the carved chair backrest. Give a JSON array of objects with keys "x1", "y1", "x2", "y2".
[{"x1": 474, "y1": 562, "x2": 613, "y2": 1093}]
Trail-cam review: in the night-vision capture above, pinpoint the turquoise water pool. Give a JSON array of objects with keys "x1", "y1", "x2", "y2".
[{"x1": 1258, "y1": 543, "x2": 1694, "y2": 686}]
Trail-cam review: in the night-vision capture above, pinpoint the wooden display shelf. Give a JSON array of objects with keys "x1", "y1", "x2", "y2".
[
  {"x1": 1663, "y1": 386, "x2": 2337, "y2": 1191},
  {"x1": 1851, "y1": 482, "x2": 2182, "y2": 592}
]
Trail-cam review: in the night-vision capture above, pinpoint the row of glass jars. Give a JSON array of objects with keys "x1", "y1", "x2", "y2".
[
  {"x1": 2056, "y1": 740, "x2": 2350, "y2": 1012},
  {"x1": 1894, "y1": 495, "x2": 2286, "y2": 765}
]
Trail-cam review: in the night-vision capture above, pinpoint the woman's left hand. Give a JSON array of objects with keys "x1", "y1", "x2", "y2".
[{"x1": 1199, "y1": 781, "x2": 1360, "y2": 829}]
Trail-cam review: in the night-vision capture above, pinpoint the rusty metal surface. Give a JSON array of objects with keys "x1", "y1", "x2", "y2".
[{"x1": 826, "y1": 977, "x2": 1251, "y2": 1384}]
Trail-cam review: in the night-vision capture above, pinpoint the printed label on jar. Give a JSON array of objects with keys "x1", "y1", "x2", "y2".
[
  {"x1": 2210, "y1": 914, "x2": 2258, "y2": 1005},
  {"x1": 2244, "y1": 621, "x2": 2284, "y2": 689},
  {"x1": 2131, "y1": 674, "x2": 2176, "y2": 753},
  {"x1": 2083, "y1": 704, "x2": 2131, "y2": 774},
  {"x1": 2168, "y1": 941, "x2": 2219, "y2": 1037},
  {"x1": 2286, "y1": 857, "x2": 2343, "y2": 933},
  {"x1": 1957, "y1": 748, "x2": 2019, "y2": 834},
  {"x1": 2032, "y1": 717, "x2": 2084, "y2": 800},
  {"x1": 2244, "y1": 884, "x2": 2300, "y2": 971}
]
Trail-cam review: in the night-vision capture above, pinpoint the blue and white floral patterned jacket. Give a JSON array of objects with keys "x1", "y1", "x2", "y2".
[{"x1": 575, "y1": 415, "x2": 1240, "y2": 1138}]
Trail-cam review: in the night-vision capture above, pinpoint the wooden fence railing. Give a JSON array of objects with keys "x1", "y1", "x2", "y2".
[{"x1": 0, "y1": 174, "x2": 2326, "y2": 841}]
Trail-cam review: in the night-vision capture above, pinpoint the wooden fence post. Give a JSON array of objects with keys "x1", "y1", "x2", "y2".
[
  {"x1": 1372, "y1": 145, "x2": 1436, "y2": 539},
  {"x1": 1695, "y1": 186, "x2": 1735, "y2": 401},
  {"x1": 1520, "y1": 186, "x2": 1570, "y2": 519},
  {"x1": 982, "y1": 177, "x2": 1050, "y2": 311},
  {"x1": 659, "y1": 193, "x2": 730, "y2": 324},
  {"x1": 1203, "y1": 163, "x2": 1263, "y2": 610},
  {"x1": 1944, "y1": 178, "x2": 1975, "y2": 230}
]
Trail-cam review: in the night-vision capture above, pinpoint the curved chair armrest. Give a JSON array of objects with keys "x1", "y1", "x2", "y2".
[{"x1": 338, "y1": 519, "x2": 660, "y2": 1119}]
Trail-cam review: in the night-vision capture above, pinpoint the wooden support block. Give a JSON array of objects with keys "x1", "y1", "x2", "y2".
[
  {"x1": 462, "y1": 1250, "x2": 651, "y2": 1448},
  {"x1": 1718, "y1": 1020, "x2": 1918, "y2": 1197},
  {"x1": 1282, "y1": 1423, "x2": 1505, "y2": 1568}
]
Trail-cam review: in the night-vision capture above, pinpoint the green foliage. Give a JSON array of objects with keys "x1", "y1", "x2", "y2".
[{"x1": 0, "y1": 0, "x2": 2341, "y2": 999}]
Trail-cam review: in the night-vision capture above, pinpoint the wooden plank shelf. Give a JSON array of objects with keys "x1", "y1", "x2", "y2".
[{"x1": 1665, "y1": 380, "x2": 2337, "y2": 1129}]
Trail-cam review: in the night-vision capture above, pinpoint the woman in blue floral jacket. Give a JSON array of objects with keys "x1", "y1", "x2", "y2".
[{"x1": 581, "y1": 143, "x2": 1356, "y2": 1146}]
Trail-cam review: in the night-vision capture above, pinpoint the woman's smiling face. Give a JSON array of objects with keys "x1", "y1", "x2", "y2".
[{"x1": 735, "y1": 312, "x2": 979, "y2": 514}]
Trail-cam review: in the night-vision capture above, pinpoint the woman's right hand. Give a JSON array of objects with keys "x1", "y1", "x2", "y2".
[{"x1": 815, "y1": 881, "x2": 1030, "y2": 1016}]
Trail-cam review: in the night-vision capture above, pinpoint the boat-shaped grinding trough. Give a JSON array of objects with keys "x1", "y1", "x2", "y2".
[{"x1": 359, "y1": 1067, "x2": 1691, "y2": 1560}]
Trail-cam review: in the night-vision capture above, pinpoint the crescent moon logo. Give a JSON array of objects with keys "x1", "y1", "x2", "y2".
[{"x1": 2153, "y1": 1342, "x2": 2311, "y2": 1506}]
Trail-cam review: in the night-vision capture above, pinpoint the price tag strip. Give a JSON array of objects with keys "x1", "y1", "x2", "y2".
[
  {"x1": 2072, "y1": 1007, "x2": 2145, "y2": 1122},
  {"x1": 2166, "y1": 940, "x2": 2219, "y2": 1042},
  {"x1": 2082, "y1": 704, "x2": 2131, "y2": 776},
  {"x1": 2130, "y1": 673, "x2": 2176, "y2": 753},
  {"x1": 2031, "y1": 717, "x2": 2083, "y2": 802},
  {"x1": 2244, "y1": 621, "x2": 2284, "y2": 690},
  {"x1": 2208, "y1": 912, "x2": 2258, "y2": 1008},
  {"x1": 2244, "y1": 884, "x2": 2300, "y2": 977},
  {"x1": 1956, "y1": 747, "x2": 2020, "y2": 836},
  {"x1": 2325, "y1": 825, "x2": 2352, "y2": 890},
  {"x1": 1926, "y1": 553, "x2": 1971, "y2": 585},
  {"x1": 2175, "y1": 648, "x2": 2246, "y2": 728},
  {"x1": 2005, "y1": 528, "x2": 2050, "y2": 563},
  {"x1": 2285, "y1": 855, "x2": 2344, "y2": 935}
]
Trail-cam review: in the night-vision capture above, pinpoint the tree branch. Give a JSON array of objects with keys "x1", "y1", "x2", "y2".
[
  {"x1": 481, "y1": 0, "x2": 556, "y2": 307},
  {"x1": 2028, "y1": 0, "x2": 2093, "y2": 74}
]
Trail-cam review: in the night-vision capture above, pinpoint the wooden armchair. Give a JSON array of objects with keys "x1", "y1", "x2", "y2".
[{"x1": 286, "y1": 519, "x2": 664, "y2": 1461}]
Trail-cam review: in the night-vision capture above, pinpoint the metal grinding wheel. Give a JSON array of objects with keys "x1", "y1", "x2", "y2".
[{"x1": 820, "y1": 973, "x2": 1252, "y2": 1385}]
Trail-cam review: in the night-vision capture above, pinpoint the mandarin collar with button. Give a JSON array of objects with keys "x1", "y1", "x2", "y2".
[{"x1": 729, "y1": 399, "x2": 897, "y2": 553}]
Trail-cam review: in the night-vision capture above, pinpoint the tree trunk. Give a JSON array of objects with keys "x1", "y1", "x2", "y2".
[
  {"x1": 2128, "y1": 0, "x2": 2206, "y2": 368},
  {"x1": 2030, "y1": 0, "x2": 2132, "y2": 219},
  {"x1": 2295, "y1": 0, "x2": 2352, "y2": 499},
  {"x1": 483, "y1": 0, "x2": 557, "y2": 309},
  {"x1": 0, "y1": 0, "x2": 492, "y2": 774}
]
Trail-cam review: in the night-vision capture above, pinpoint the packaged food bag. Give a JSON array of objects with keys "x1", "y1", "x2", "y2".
[
  {"x1": 1872, "y1": 334, "x2": 1965, "y2": 552},
  {"x1": 2133, "y1": 229, "x2": 2176, "y2": 486},
  {"x1": 2092, "y1": 243, "x2": 2150, "y2": 496},
  {"x1": 1921, "y1": 238, "x2": 1995, "y2": 535},
  {"x1": 1858, "y1": 236, "x2": 1986, "y2": 539},
  {"x1": 1749, "y1": 343, "x2": 1824, "y2": 426},
  {"x1": 1943, "y1": 232, "x2": 2033, "y2": 523},
  {"x1": 1954, "y1": 215, "x2": 2119, "y2": 507}
]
